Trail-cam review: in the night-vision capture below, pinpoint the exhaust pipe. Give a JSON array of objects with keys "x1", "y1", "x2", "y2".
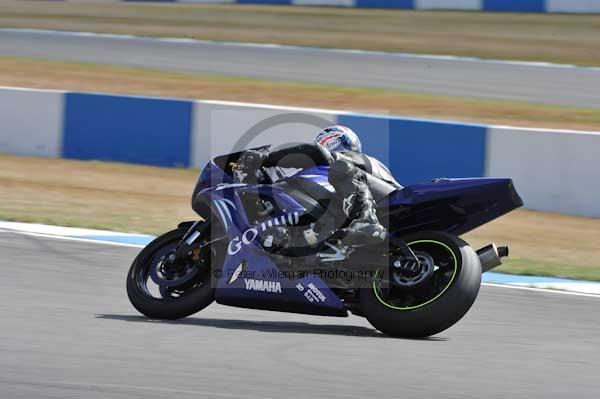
[{"x1": 477, "y1": 243, "x2": 509, "y2": 273}]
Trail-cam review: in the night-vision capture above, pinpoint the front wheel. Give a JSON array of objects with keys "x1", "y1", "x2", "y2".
[
  {"x1": 126, "y1": 223, "x2": 221, "y2": 320},
  {"x1": 360, "y1": 231, "x2": 481, "y2": 338}
]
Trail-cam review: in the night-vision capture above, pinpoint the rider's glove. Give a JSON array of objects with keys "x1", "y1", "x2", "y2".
[
  {"x1": 235, "y1": 149, "x2": 269, "y2": 183},
  {"x1": 239, "y1": 149, "x2": 268, "y2": 170}
]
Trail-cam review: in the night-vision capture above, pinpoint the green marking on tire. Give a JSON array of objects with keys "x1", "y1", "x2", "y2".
[{"x1": 373, "y1": 239, "x2": 459, "y2": 311}]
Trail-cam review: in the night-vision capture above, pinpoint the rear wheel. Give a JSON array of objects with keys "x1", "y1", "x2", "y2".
[
  {"x1": 126, "y1": 222, "x2": 222, "y2": 319},
  {"x1": 360, "y1": 231, "x2": 481, "y2": 338}
]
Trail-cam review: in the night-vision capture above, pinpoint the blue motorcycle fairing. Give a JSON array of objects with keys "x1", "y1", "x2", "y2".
[
  {"x1": 379, "y1": 177, "x2": 523, "y2": 236},
  {"x1": 200, "y1": 180, "x2": 347, "y2": 317},
  {"x1": 286, "y1": 165, "x2": 335, "y2": 192}
]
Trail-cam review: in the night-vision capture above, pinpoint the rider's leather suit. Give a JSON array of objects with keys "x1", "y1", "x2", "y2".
[{"x1": 237, "y1": 143, "x2": 401, "y2": 247}]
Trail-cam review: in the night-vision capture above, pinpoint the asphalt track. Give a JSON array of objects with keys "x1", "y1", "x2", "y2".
[
  {"x1": 1, "y1": 230, "x2": 599, "y2": 399},
  {"x1": 1, "y1": 29, "x2": 599, "y2": 108}
]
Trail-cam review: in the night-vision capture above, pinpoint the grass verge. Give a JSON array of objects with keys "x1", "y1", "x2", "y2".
[
  {"x1": 0, "y1": 2, "x2": 599, "y2": 66},
  {"x1": 1, "y1": 154, "x2": 599, "y2": 281},
  {"x1": 2, "y1": 57, "x2": 599, "y2": 131}
]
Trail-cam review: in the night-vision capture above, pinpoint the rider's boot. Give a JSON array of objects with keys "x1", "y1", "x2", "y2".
[{"x1": 328, "y1": 159, "x2": 387, "y2": 247}]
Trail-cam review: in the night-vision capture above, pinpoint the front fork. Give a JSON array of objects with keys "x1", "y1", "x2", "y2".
[
  {"x1": 166, "y1": 220, "x2": 227, "y2": 265},
  {"x1": 164, "y1": 221, "x2": 200, "y2": 262}
]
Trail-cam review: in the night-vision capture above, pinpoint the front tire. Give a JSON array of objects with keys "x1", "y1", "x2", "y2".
[
  {"x1": 360, "y1": 231, "x2": 481, "y2": 338},
  {"x1": 126, "y1": 224, "x2": 219, "y2": 320}
]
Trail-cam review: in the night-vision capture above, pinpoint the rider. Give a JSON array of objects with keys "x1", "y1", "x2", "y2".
[{"x1": 236, "y1": 125, "x2": 397, "y2": 248}]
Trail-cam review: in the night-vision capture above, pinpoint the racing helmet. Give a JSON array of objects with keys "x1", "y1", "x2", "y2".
[{"x1": 314, "y1": 125, "x2": 362, "y2": 153}]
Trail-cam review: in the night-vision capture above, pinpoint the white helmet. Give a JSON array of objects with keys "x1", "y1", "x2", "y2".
[{"x1": 314, "y1": 125, "x2": 362, "y2": 153}]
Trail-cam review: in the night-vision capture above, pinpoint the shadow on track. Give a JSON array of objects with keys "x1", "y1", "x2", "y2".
[{"x1": 96, "y1": 314, "x2": 447, "y2": 340}]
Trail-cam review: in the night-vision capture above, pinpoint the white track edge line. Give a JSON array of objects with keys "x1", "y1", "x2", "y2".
[
  {"x1": 0, "y1": 229, "x2": 146, "y2": 248},
  {"x1": 482, "y1": 283, "x2": 600, "y2": 298}
]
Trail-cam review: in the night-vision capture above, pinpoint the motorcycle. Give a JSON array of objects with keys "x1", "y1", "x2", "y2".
[{"x1": 127, "y1": 147, "x2": 522, "y2": 338}]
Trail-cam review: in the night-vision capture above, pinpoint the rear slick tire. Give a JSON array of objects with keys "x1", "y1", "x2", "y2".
[{"x1": 360, "y1": 231, "x2": 481, "y2": 338}]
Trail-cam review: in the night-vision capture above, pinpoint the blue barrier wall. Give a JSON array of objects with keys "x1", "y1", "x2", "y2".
[
  {"x1": 483, "y1": 0, "x2": 546, "y2": 12},
  {"x1": 51, "y1": 0, "x2": 600, "y2": 13},
  {"x1": 355, "y1": 0, "x2": 413, "y2": 8},
  {"x1": 63, "y1": 93, "x2": 193, "y2": 167},
  {"x1": 338, "y1": 114, "x2": 487, "y2": 185}
]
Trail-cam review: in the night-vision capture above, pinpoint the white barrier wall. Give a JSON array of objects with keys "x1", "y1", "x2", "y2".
[
  {"x1": 0, "y1": 87, "x2": 64, "y2": 158},
  {"x1": 190, "y1": 100, "x2": 337, "y2": 168},
  {"x1": 293, "y1": 0, "x2": 355, "y2": 6},
  {"x1": 486, "y1": 127, "x2": 600, "y2": 217},
  {"x1": 547, "y1": 0, "x2": 600, "y2": 13},
  {"x1": 416, "y1": 0, "x2": 482, "y2": 10},
  {"x1": 63, "y1": 0, "x2": 122, "y2": 2}
]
